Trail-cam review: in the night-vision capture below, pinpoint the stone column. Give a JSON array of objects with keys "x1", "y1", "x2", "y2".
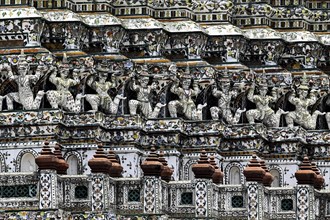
[
  {"x1": 35, "y1": 141, "x2": 59, "y2": 210},
  {"x1": 295, "y1": 156, "x2": 317, "y2": 220},
  {"x1": 88, "y1": 144, "x2": 112, "y2": 212},
  {"x1": 192, "y1": 150, "x2": 215, "y2": 218},
  {"x1": 243, "y1": 155, "x2": 266, "y2": 220},
  {"x1": 141, "y1": 147, "x2": 163, "y2": 215},
  {"x1": 107, "y1": 149, "x2": 123, "y2": 212}
]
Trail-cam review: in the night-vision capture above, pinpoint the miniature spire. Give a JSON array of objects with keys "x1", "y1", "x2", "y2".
[
  {"x1": 192, "y1": 149, "x2": 215, "y2": 179},
  {"x1": 295, "y1": 156, "x2": 316, "y2": 185},
  {"x1": 259, "y1": 160, "x2": 274, "y2": 187},
  {"x1": 108, "y1": 149, "x2": 123, "y2": 178},
  {"x1": 243, "y1": 155, "x2": 266, "y2": 183},
  {"x1": 159, "y1": 151, "x2": 173, "y2": 182},
  {"x1": 88, "y1": 143, "x2": 112, "y2": 174},
  {"x1": 311, "y1": 162, "x2": 324, "y2": 190},
  {"x1": 35, "y1": 140, "x2": 58, "y2": 171},
  {"x1": 209, "y1": 154, "x2": 223, "y2": 184},
  {"x1": 141, "y1": 147, "x2": 163, "y2": 177},
  {"x1": 54, "y1": 143, "x2": 69, "y2": 175}
]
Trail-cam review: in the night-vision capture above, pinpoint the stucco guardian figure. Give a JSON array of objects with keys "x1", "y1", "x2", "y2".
[
  {"x1": 129, "y1": 67, "x2": 166, "y2": 118},
  {"x1": 210, "y1": 78, "x2": 245, "y2": 124},
  {"x1": 85, "y1": 64, "x2": 126, "y2": 113},
  {"x1": 46, "y1": 54, "x2": 84, "y2": 113},
  {"x1": 246, "y1": 83, "x2": 287, "y2": 127},
  {"x1": 285, "y1": 76, "x2": 325, "y2": 130},
  {"x1": 5, "y1": 50, "x2": 45, "y2": 110},
  {"x1": 168, "y1": 72, "x2": 206, "y2": 120}
]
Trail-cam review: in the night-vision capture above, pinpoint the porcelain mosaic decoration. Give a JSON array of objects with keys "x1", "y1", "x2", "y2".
[{"x1": 0, "y1": 0, "x2": 330, "y2": 219}]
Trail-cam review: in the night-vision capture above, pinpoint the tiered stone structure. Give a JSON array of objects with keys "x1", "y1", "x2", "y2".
[{"x1": 0, "y1": 0, "x2": 330, "y2": 219}]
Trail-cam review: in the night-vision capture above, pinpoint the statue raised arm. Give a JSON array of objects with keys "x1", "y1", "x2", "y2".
[
  {"x1": 85, "y1": 63, "x2": 126, "y2": 113},
  {"x1": 246, "y1": 83, "x2": 286, "y2": 127},
  {"x1": 210, "y1": 78, "x2": 245, "y2": 124},
  {"x1": 128, "y1": 66, "x2": 166, "y2": 118},
  {"x1": 46, "y1": 54, "x2": 84, "y2": 113},
  {"x1": 285, "y1": 76, "x2": 325, "y2": 129},
  {"x1": 168, "y1": 69, "x2": 205, "y2": 120},
  {"x1": 5, "y1": 50, "x2": 45, "y2": 110}
]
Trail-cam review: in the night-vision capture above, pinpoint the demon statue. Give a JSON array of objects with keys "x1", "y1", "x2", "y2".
[
  {"x1": 46, "y1": 54, "x2": 84, "y2": 113},
  {"x1": 85, "y1": 63, "x2": 126, "y2": 113},
  {"x1": 128, "y1": 66, "x2": 166, "y2": 118},
  {"x1": 168, "y1": 68, "x2": 206, "y2": 120},
  {"x1": 246, "y1": 83, "x2": 287, "y2": 127},
  {"x1": 210, "y1": 77, "x2": 245, "y2": 124},
  {"x1": 285, "y1": 75, "x2": 325, "y2": 130},
  {"x1": 5, "y1": 50, "x2": 45, "y2": 110}
]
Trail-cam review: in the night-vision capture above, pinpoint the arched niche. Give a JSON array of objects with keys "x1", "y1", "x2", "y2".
[
  {"x1": 225, "y1": 162, "x2": 244, "y2": 184},
  {"x1": 0, "y1": 153, "x2": 5, "y2": 172},
  {"x1": 270, "y1": 169, "x2": 281, "y2": 187},
  {"x1": 229, "y1": 166, "x2": 241, "y2": 185},
  {"x1": 20, "y1": 153, "x2": 37, "y2": 172},
  {"x1": 67, "y1": 155, "x2": 79, "y2": 175}
]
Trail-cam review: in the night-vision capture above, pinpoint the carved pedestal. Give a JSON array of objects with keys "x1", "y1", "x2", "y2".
[
  {"x1": 143, "y1": 176, "x2": 162, "y2": 214},
  {"x1": 194, "y1": 179, "x2": 213, "y2": 218},
  {"x1": 91, "y1": 173, "x2": 110, "y2": 212},
  {"x1": 247, "y1": 182, "x2": 264, "y2": 220},
  {"x1": 39, "y1": 170, "x2": 58, "y2": 210},
  {"x1": 296, "y1": 185, "x2": 315, "y2": 220}
]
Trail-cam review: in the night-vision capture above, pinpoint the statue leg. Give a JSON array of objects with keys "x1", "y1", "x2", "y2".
[
  {"x1": 150, "y1": 103, "x2": 166, "y2": 118},
  {"x1": 285, "y1": 112, "x2": 295, "y2": 127},
  {"x1": 73, "y1": 94, "x2": 85, "y2": 113},
  {"x1": 32, "y1": 91, "x2": 45, "y2": 109},
  {"x1": 6, "y1": 92, "x2": 20, "y2": 110},
  {"x1": 46, "y1": 91, "x2": 59, "y2": 109},
  {"x1": 0, "y1": 95, "x2": 5, "y2": 111},
  {"x1": 129, "y1": 100, "x2": 139, "y2": 116},
  {"x1": 232, "y1": 108, "x2": 246, "y2": 124},
  {"x1": 326, "y1": 113, "x2": 330, "y2": 129},
  {"x1": 64, "y1": 95, "x2": 77, "y2": 112},
  {"x1": 168, "y1": 100, "x2": 180, "y2": 118},
  {"x1": 110, "y1": 95, "x2": 127, "y2": 114},
  {"x1": 195, "y1": 103, "x2": 207, "y2": 120},
  {"x1": 85, "y1": 94, "x2": 99, "y2": 112},
  {"x1": 246, "y1": 109, "x2": 260, "y2": 124},
  {"x1": 210, "y1": 106, "x2": 220, "y2": 120}
]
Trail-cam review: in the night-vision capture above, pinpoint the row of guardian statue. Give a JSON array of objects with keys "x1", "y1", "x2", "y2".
[{"x1": 0, "y1": 51, "x2": 329, "y2": 130}]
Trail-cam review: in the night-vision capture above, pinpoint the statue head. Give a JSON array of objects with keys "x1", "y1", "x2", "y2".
[
  {"x1": 58, "y1": 53, "x2": 70, "y2": 78},
  {"x1": 297, "y1": 86, "x2": 308, "y2": 98},
  {"x1": 182, "y1": 77, "x2": 192, "y2": 90},
  {"x1": 168, "y1": 63, "x2": 177, "y2": 75},
  {"x1": 96, "y1": 63, "x2": 109, "y2": 83},
  {"x1": 17, "y1": 50, "x2": 29, "y2": 76},
  {"x1": 297, "y1": 73, "x2": 309, "y2": 98},
  {"x1": 221, "y1": 81, "x2": 231, "y2": 93},
  {"x1": 139, "y1": 73, "x2": 149, "y2": 87},
  {"x1": 85, "y1": 57, "x2": 94, "y2": 69},
  {"x1": 258, "y1": 86, "x2": 268, "y2": 97}
]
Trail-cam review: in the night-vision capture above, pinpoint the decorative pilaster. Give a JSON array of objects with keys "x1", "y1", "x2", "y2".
[
  {"x1": 243, "y1": 155, "x2": 265, "y2": 220},
  {"x1": 295, "y1": 156, "x2": 316, "y2": 220},
  {"x1": 141, "y1": 148, "x2": 163, "y2": 215},
  {"x1": 35, "y1": 141, "x2": 59, "y2": 210},
  {"x1": 194, "y1": 179, "x2": 213, "y2": 218},
  {"x1": 143, "y1": 176, "x2": 162, "y2": 214},
  {"x1": 296, "y1": 185, "x2": 315, "y2": 220},
  {"x1": 88, "y1": 144, "x2": 112, "y2": 212},
  {"x1": 91, "y1": 173, "x2": 109, "y2": 212},
  {"x1": 191, "y1": 150, "x2": 214, "y2": 218},
  {"x1": 39, "y1": 170, "x2": 58, "y2": 209},
  {"x1": 246, "y1": 182, "x2": 264, "y2": 220}
]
